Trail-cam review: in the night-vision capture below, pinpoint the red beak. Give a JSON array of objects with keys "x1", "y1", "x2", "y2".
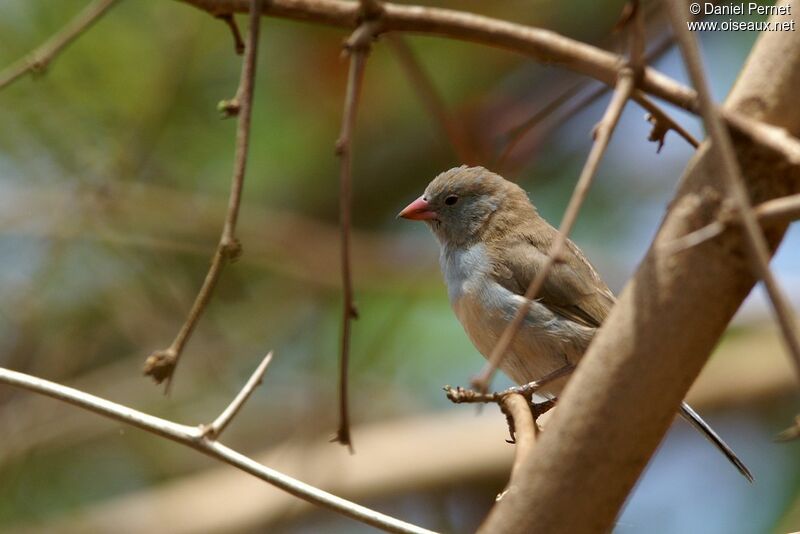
[{"x1": 398, "y1": 196, "x2": 438, "y2": 220}]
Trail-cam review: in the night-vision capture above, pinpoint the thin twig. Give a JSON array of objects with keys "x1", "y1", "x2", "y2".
[
  {"x1": 777, "y1": 415, "x2": 800, "y2": 442},
  {"x1": 663, "y1": 192, "x2": 800, "y2": 255},
  {"x1": 633, "y1": 92, "x2": 700, "y2": 150},
  {"x1": 757, "y1": 193, "x2": 800, "y2": 226},
  {"x1": 216, "y1": 13, "x2": 245, "y2": 55},
  {"x1": 494, "y1": 2, "x2": 691, "y2": 168},
  {"x1": 333, "y1": 20, "x2": 381, "y2": 451},
  {"x1": 143, "y1": 0, "x2": 263, "y2": 389},
  {"x1": 204, "y1": 351, "x2": 273, "y2": 438},
  {"x1": 386, "y1": 34, "x2": 472, "y2": 163},
  {"x1": 0, "y1": 365, "x2": 435, "y2": 534},
  {"x1": 494, "y1": 81, "x2": 592, "y2": 169},
  {"x1": 471, "y1": 68, "x2": 636, "y2": 393},
  {"x1": 664, "y1": 0, "x2": 800, "y2": 382},
  {"x1": 473, "y1": 6, "x2": 646, "y2": 392},
  {"x1": 0, "y1": 0, "x2": 120, "y2": 91},
  {"x1": 446, "y1": 364, "x2": 575, "y2": 404}
]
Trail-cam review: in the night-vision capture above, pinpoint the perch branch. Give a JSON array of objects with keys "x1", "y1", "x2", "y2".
[
  {"x1": 476, "y1": 5, "x2": 800, "y2": 532},
  {"x1": 0, "y1": 0, "x2": 120, "y2": 91},
  {"x1": 500, "y1": 394, "x2": 537, "y2": 485},
  {"x1": 0, "y1": 363, "x2": 435, "y2": 534},
  {"x1": 143, "y1": 0, "x2": 262, "y2": 389},
  {"x1": 472, "y1": 68, "x2": 636, "y2": 393},
  {"x1": 333, "y1": 19, "x2": 381, "y2": 451},
  {"x1": 445, "y1": 365, "x2": 575, "y2": 404},
  {"x1": 665, "y1": 0, "x2": 800, "y2": 383}
]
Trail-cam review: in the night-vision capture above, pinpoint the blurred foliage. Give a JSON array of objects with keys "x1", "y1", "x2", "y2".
[{"x1": 0, "y1": 1, "x2": 798, "y2": 533}]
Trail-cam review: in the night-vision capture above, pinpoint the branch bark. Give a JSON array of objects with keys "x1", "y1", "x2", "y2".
[
  {"x1": 176, "y1": 0, "x2": 699, "y2": 112},
  {"x1": 479, "y1": 3, "x2": 800, "y2": 532}
]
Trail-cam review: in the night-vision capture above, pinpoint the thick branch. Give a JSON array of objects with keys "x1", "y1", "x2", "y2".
[
  {"x1": 0, "y1": 365, "x2": 435, "y2": 534},
  {"x1": 479, "y1": 4, "x2": 800, "y2": 532},
  {"x1": 665, "y1": 0, "x2": 800, "y2": 381},
  {"x1": 176, "y1": 0, "x2": 699, "y2": 112}
]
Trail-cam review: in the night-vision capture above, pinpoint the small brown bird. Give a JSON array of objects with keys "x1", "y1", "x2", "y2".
[{"x1": 399, "y1": 165, "x2": 752, "y2": 481}]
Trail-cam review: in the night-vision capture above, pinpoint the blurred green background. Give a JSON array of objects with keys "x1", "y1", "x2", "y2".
[{"x1": 0, "y1": 1, "x2": 799, "y2": 532}]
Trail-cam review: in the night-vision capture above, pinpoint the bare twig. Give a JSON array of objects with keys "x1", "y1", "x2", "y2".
[
  {"x1": 663, "y1": 192, "x2": 800, "y2": 254},
  {"x1": 471, "y1": 68, "x2": 636, "y2": 393},
  {"x1": 143, "y1": 0, "x2": 263, "y2": 389},
  {"x1": 0, "y1": 0, "x2": 120, "y2": 91},
  {"x1": 216, "y1": 13, "x2": 246, "y2": 55},
  {"x1": 0, "y1": 364, "x2": 435, "y2": 534},
  {"x1": 386, "y1": 34, "x2": 472, "y2": 163},
  {"x1": 777, "y1": 415, "x2": 800, "y2": 442},
  {"x1": 665, "y1": 0, "x2": 800, "y2": 383},
  {"x1": 757, "y1": 193, "x2": 800, "y2": 226},
  {"x1": 178, "y1": 0, "x2": 699, "y2": 112},
  {"x1": 494, "y1": 81, "x2": 593, "y2": 168},
  {"x1": 633, "y1": 93, "x2": 700, "y2": 150},
  {"x1": 204, "y1": 351, "x2": 273, "y2": 438},
  {"x1": 494, "y1": 2, "x2": 693, "y2": 168},
  {"x1": 333, "y1": 20, "x2": 381, "y2": 451}
]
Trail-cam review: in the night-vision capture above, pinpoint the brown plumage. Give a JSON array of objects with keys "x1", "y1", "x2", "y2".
[{"x1": 399, "y1": 165, "x2": 753, "y2": 482}]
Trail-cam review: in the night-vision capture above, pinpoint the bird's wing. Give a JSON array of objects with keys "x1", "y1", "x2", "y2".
[{"x1": 489, "y1": 234, "x2": 616, "y2": 329}]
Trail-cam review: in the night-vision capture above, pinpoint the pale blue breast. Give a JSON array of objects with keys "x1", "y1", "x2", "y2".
[{"x1": 439, "y1": 243, "x2": 595, "y2": 391}]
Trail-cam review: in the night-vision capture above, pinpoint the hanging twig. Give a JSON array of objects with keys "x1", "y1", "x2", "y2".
[
  {"x1": 664, "y1": 0, "x2": 800, "y2": 389},
  {"x1": 143, "y1": 0, "x2": 263, "y2": 390},
  {"x1": 333, "y1": 19, "x2": 382, "y2": 451},
  {"x1": 216, "y1": 13, "x2": 246, "y2": 55},
  {"x1": 0, "y1": 361, "x2": 435, "y2": 534},
  {"x1": 0, "y1": 0, "x2": 121, "y2": 91}
]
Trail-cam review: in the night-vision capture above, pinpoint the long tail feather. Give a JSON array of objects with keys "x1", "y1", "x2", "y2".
[{"x1": 679, "y1": 402, "x2": 753, "y2": 482}]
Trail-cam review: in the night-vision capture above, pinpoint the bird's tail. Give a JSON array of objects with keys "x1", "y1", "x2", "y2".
[{"x1": 679, "y1": 402, "x2": 753, "y2": 482}]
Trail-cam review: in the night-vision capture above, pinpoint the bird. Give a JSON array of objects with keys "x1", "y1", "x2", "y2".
[{"x1": 398, "y1": 165, "x2": 752, "y2": 482}]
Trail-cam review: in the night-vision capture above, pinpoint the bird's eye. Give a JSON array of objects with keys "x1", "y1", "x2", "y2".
[{"x1": 444, "y1": 195, "x2": 459, "y2": 206}]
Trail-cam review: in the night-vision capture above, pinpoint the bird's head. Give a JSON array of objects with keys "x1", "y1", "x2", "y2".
[{"x1": 398, "y1": 166, "x2": 533, "y2": 248}]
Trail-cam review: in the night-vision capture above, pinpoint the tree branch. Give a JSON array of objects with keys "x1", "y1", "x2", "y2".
[
  {"x1": 664, "y1": 0, "x2": 800, "y2": 384},
  {"x1": 204, "y1": 351, "x2": 273, "y2": 438},
  {"x1": 0, "y1": 363, "x2": 435, "y2": 534},
  {"x1": 0, "y1": 0, "x2": 120, "y2": 91},
  {"x1": 143, "y1": 0, "x2": 263, "y2": 389},
  {"x1": 176, "y1": 0, "x2": 699, "y2": 112},
  {"x1": 478, "y1": 3, "x2": 800, "y2": 531}
]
